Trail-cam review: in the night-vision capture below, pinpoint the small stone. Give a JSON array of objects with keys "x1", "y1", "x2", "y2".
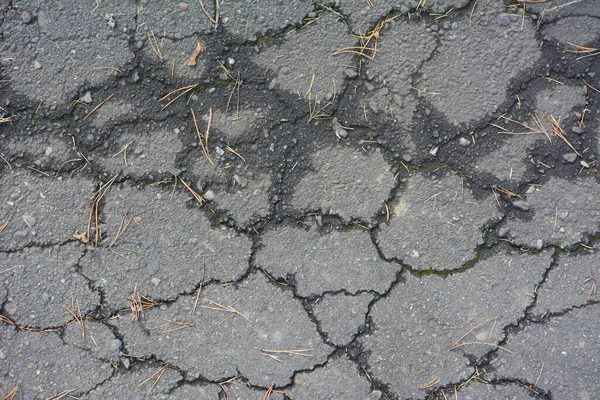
[
  {"x1": 81, "y1": 91, "x2": 93, "y2": 104},
  {"x1": 203, "y1": 190, "x2": 215, "y2": 201},
  {"x1": 268, "y1": 78, "x2": 277, "y2": 90},
  {"x1": 580, "y1": 160, "x2": 590, "y2": 168},
  {"x1": 21, "y1": 11, "x2": 32, "y2": 24},
  {"x1": 571, "y1": 126, "x2": 582, "y2": 134},
  {"x1": 344, "y1": 68, "x2": 358, "y2": 78},
  {"x1": 141, "y1": 237, "x2": 154, "y2": 249},
  {"x1": 179, "y1": 2, "x2": 189, "y2": 10},
  {"x1": 111, "y1": 339, "x2": 122, "y2": 349},
  {"x1": 512, "y1": 200, "x2": 530, "y2": 211},
  {"x1": 215, "y1": 146, "x2": 225, "y2": 156},
  {"x1": 429, "y1": 147, "x2": 439, "y2": 156},
  {"x1": 332, "y1": 117, "x2": 348, "y2": 139},
  {"x1": 147, "y1": 262, "x2": 159, "y2": 275},
  {"x1": 22, "y1": 214, "x2": 37, "y2": 227},
  {"x1": 458, "y1": 137, "x2": 470, "y2": 147},
  {"x1": 562, "y1": 153, "x2": 577, "y2": 163},
  {"x1": 535, "y1": 239, "x2": 543, "y2": 250},
  {"x1": 151, "y1": 278, "x2": 161, "y2": 286},
  {"x1": 5, "y1": 302, "x2": 17, "y2": 315},
  {"x1": 31, "y1": 60, "x2": 42, "y2": 70},
  {"x1": 393, "y1": 94, "x2": 403, "y2": 108},
  {"x1": 525, "y1": 186, "x2": 536, "y2": 194},
  {"x1": 498, "y1": 227, "x2": 509, "y2": 237},
  {"x1": 401, "y1": 153, "x2": 412, "y2": 162}
]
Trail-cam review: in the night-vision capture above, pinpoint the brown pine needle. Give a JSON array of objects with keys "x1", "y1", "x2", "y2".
[
  {"x1": 108, "y1": 213, "x2": 133, "y2": 248},
  {"x1": 0, "y1": 154, "x2": 12, "y2": 169},
  {"x1": 160, "y1": 318, "x2": 195, "y2": 333},
  {"x1": 565, "y1": 42, "x2": 598, "y2": 54},
  {"x1": 126, "y1": 283, "x2": 158, "y2": 321},
  {"x1": 187, "y1": 42, "x2": 204, "y2": 66},
  {"x1": 190, "y1": 107, "x2": 214, "y2": 166},
  {"x1": 493, "y1": 186, "x2": 521, "y2": 198},
  {"x1": 83, "y1": 94, "x2": 113, "y2": 120},
  {"x1": 86, "y1": 173, "x2": 118, "y2": 247},
  {"x1": 201, "y1": 298, "x2": 251, "y2": 322},
  {"x1": 263, "y1": 384, "x2": 275, "y2": 400},
  {"x1": 588, "y1": 278, "x2": 597, "y2": 300},
  {"x1": 453, "y1": 341, "x2": 514, "y2": 353},
  {"x1": 147, "y1": 30, "x2": 163, "y2": 59},
  {"x1": 2, "y1": 385, "x2": 18, "y2": 400},
  {"x1": 547, "y1": 115, "x2": 581, "y2": 156},
  {"x1": 260, "y1": 348, "x2": 313, "y2": 357},
  {"x1": 158, "y1": 84, "x2": 198, "y2": 110},
  {"x1": 186, "y1": 257, "x2": 205, "y2": 322},
  {"x1": 217, "y1": 60, "x2": 234, "y2": 79},
  {"x1": 261, "y1": 352, "x2": 283, "y2": 362},
  {"x1": 452, "y1": 315, "x2": 504, "y2": 349},
  {"x1": 418, "y1": 377, "x2": 440, "y2": 389},
  {"x1": 180, "y1": 177, "x2": 205, "y2": 204},
  {"x1": 138, "y1": 364, "x2": 168, "y2": 396},
  {"x1": 46, "y1": 389, "x2": 73, "y2": 400},
  {"x1": 64, "y1": 297, "x2": 85, "y2": 337},
  {"x1": 199, "y1": 0, "x2": 219, "y2": 29},
  {"x1": 225, "y1": 146, "x2": 246, "y2": 162},
  {"x1": 0, "y1": 221, "x2": 8, "y2": 234},
  {"x1": 583, "y1": 79, "x2": 600, "y2": 94}
]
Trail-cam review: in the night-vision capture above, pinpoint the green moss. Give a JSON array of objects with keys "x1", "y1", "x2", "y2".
[
  {"x1": 407, "y1": 249, "x2": 482, "y2": 277},
  {"x1": 214, "y1": 79, "x2": 232, "y2": 88}
]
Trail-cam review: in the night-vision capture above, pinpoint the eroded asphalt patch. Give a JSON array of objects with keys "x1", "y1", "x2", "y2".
[{"x1": 0, "y1": 0, "x2": 599, "y2": 399}]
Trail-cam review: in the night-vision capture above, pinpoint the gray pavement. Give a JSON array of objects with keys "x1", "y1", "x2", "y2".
[{"x1": 0, "y1": 0, "x2": 599, "y2": 399}]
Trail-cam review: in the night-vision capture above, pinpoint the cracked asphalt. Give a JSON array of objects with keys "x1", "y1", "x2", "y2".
[{"x1": 0, "y1": 0, "x2": 599, "y2": 399}]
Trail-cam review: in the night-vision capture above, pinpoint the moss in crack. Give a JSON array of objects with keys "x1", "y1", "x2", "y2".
[{"x1": 406, "y1": 249, "x2": 482, "y2": 277}]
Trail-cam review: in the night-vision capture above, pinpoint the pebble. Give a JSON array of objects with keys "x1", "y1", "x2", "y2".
[
  {"x1": 215, "y1": 146, "x2": 225, "y2": 156},
  {"x1": 5, "y1": 302, "x2": 17, "y2": 315},
  {"x1": 571, "y1": 126, "x2": 582, "y2": 134},
  {"x1": 332, "y1": 117, "x2": 348, "y2": 139},
  {"x1": 268, "y1": 78, "x2": 277, "y2": 90},
  {"x1": 151, "y1": 278, "x2": 161, "y2": 286},
  {"x1": 147, "y1": 262, "x2": 159, "y2": 275},
  {"x1": 458, "y1": 137, "x2": 470, "y2": 147},
  {"x1": 562, "y1": 153, "x2": 577, "y2": 163},
  {"x1": 179, "y1": 2, "x2": 189, "y2": 10},
  {"x1": 81, "y1": 91, "x2": 93, "y2": 104},
  {"x1": 512, "y1": 200, "x2": 531, "y2": 211},
  {"x1": 21, "y1": 11, "x2": 32, "y2": 24},
  {"x1": 344, "y1": 68, "x2": 358, "y2": 78},
  {"x1": 203, "y1": 189, "x2": 215, "y2": 201},
  {"x1": 31, "y1": 60, "x2": 42, "y2": 70},
  {"x1": 141, "y1": 237, "x2": 154, "y2": 249},
  {"x1": 111, "y1": 339, "x2": 123, "y2": 349},
  {"x1": 535, "y1": 239, "x2": 543, "y2": 250}
]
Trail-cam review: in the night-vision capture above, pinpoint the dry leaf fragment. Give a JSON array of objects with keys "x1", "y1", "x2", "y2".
[{"x1": 188, "y1": 42, "x2": 204, "y2": 67}]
